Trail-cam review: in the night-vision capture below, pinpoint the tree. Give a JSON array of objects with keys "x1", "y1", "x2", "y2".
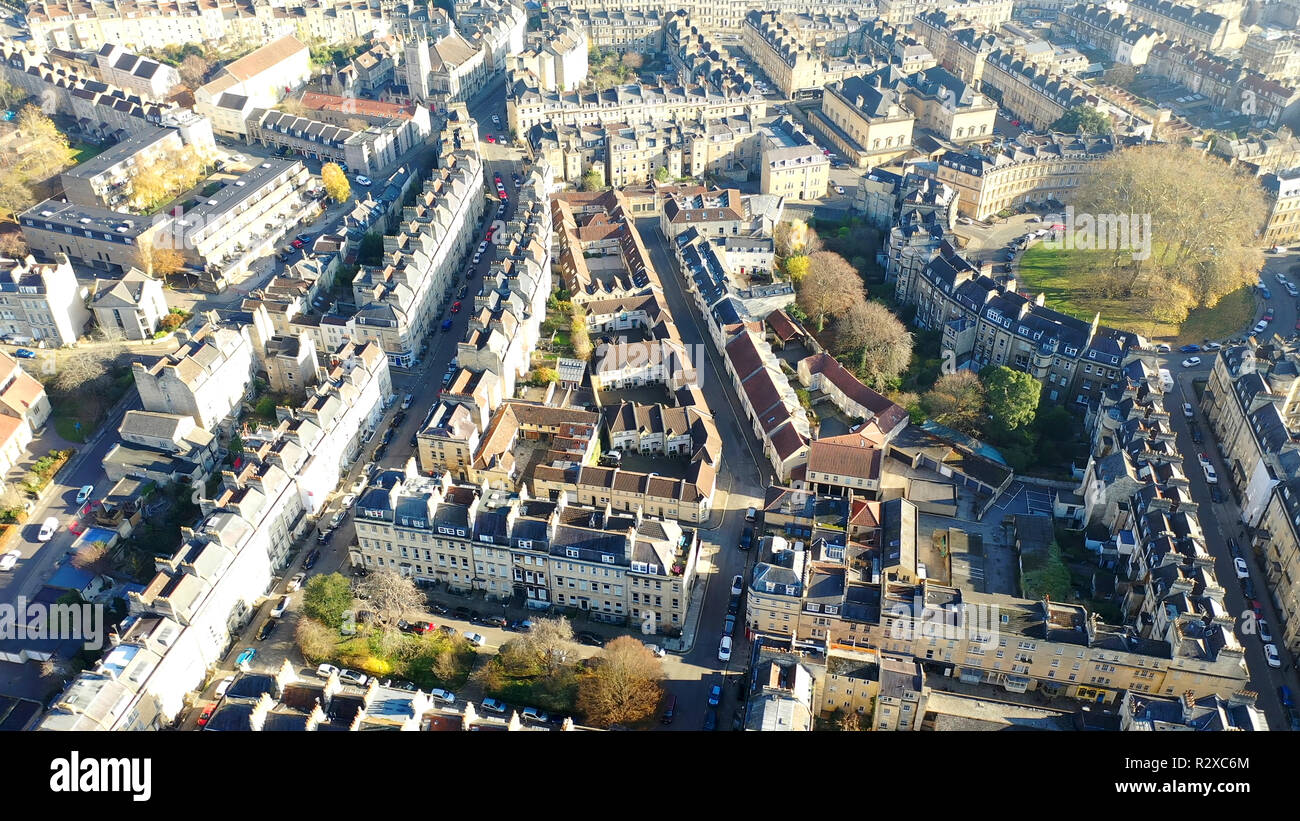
[
  {"x1": 278, "y1": 96, "x2": 309, "y2": 118},
  {"x1": 0, "y1": 231, "x2": 27, "y2": 257},
  {"x1": 980, "y1": 365, "x2": 1041, "y2": 430},
  {"x1": 836, "y1": 300, "x2": 913, "y2": 389},
  {"x1": 783, "y1": 254, "x2": 809, "y2": 284},
  {"x1": 0, "y1": 78, "x2": 22, "y2": 109},
  {"x1": 355, "y1": 569, "x2": 424, "y2": 653},
  {"x1": 775, "y1": 219, "x2": 822, "y2": 258},
  {"x1": 621, "y1": 52, "x2": 645, "y2": 70},
  {"x1": 135, "y1": 241, "x2": 184, "y2": 280},
  {"x1": 1072, "y1": 143, "x2": 1266, "y2": 319},
  {"x1": 321, "y1": 162, "x2": 351, "y2": 203},
  {"x1": 1050, "y1": 105, "x2": 1112, "y2": 135},
  {"x1": 177, "y1": 54, "x2": 212, "y2": 89},
  {"x1": 357, "y1": 231, "x2": 384, "y2": 265},
  {"x1": 570, "y1": 303, "x2": 592, "y2": 360},
  {"x1": 576, "y1": 636, "x2": 664, "y2": 727},
  {"x1": 798, "y1": 251, "x2": 864, "y2": 331},
  {"x1": 1102, "y1": 64, "x2": 1138, "y2": 90},
  {"x1": 521, "y1": 616, "x2": 576, "y2": 673},
  {"x1": 923, "y1": 371, "x2": 987, "y2": 436},
  {"x1": 580, "y1": 167, "x2": 604, "y2": 192},
  {"x1": 654, "y1": 165, "x2": 671, "y2": 183},
  {"x1": 345, "y1": 117, "x2": 370, "y2": 133},
  {"x1": 531, "y1": 366, "x2": 559, "y2": 385},
  {"x1": 302, "y1": 572, "x2": 353, "y2": 629},
  {"x1": 70, "y1": 542, "x2": 110, "y2": 575},
  {"x1": 0, "y1": 176, "x2": 33, "y2": 223},
  {"x1": 0, "y1": 106, "x2": 75, "y2": 219},
  {"x1": 295, "y1": 617, "x2": 337, "y2": 663}
]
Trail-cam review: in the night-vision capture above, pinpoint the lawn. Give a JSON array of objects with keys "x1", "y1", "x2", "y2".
[
  {"x1": 53, "y1": 414, "x2": 96, "y2": 443},
  {"x1": 71, "y1": 142, "x2": 104, "y2": 164},
  {"x1": 1016, "y1": 245, "x2": 1256, "y2": 344}
]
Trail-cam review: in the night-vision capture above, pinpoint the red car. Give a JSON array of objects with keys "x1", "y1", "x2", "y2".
[
  {"x1": 498, "y1": 191, "x2": 508, "y2": 200},
  {"x1": 485, "y1": 134, "x2": 496, "y2": 143},
  {"x1": 1011, "y1": 120, "x2": 1021, "y2": 127},
  {"x1": 197, "y1": 704, "x2": 216, "y2": 727},
  {"x1": 412, "y1": 621, "x2": 435, "y2": 634},
  {"x1": 451, "y1": 301, "x2": 462, "y2": 313},
  {"x1": 1251, "y1": 600, "x2": 1264, "y2": 619},
  {"x1": 291, "y1": 239, "x2": 305, "y2": 249},
  {"x1": 485, "y1": 227, "x2": 496, "y2": 241}
]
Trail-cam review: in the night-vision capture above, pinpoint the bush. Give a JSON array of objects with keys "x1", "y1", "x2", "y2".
[{"x1": 158, "y1": 313, "x2": 184, "y2": 332}]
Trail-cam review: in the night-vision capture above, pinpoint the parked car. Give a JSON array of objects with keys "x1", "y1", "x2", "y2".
[
  {"x1": 739, "y1": 527, "x2": 754, "y2": 550},
  {"x1": 1265, "y1": 643, "x2": 1282, "y2": 668},
  {"x1": 1234, "y1": 557, "x2": 1250, "y2": 579},
  {"x1": 727, "y1": 594, "x2": 740, "y2": 615},
  {"x1": 1179, "y1": 344, "x2": 1201, "y2": 353},
  {"x1": 464, "y1": 632, "x2": 487, "y2": 647},
  {"x1": 1278, "y1": 684, "x2": 1293, "y2": 707},
  {"x1": 316, "y1": 527, "x2": 332, "y2": 543},
  {"x1": 1259, "y1": 619, "x2": 1274, "y2": 643},
  {"x1": 723, "y1": 614, "x2": 736, "y2": 637},
  {"x1": 481, "y1": 697, "x2": 507, "y2": 713},
  {"x1": 1189, "y1": 424, "x2": 1203, "y2": 444},
  {"x1": 76, "y1": 484, "x2": 95, "y2": 504},
  {"x1": 576, "y1": 631, "x2": 605, "y2": 647},
  {"x1": 430, "y1": 688, "x2": 456, "y2": 704},
  {"x1": 214, "y1": 676, "x2": 235, "y2": 699},
  {"x1": 478, "y1": 614, "x2": 508, "y2": 628},
  {"x1": 708, "y1": 684, "x2": 722, "y2": 706},
  {"x1": 271, "y1": 594, "x2": 291, "y2": 619},
  {"x1": 1259, "y1": 286, "x2": 1272, "y2": 299},
  {"x1": 453, "y1": 605, "x2": 473, "y2": 620},
  {"x1": 521, "y1": 706, "x2": 550, "y2": 724},
  {"x1": 14, "y1": 349, "x2": 35, "y2": 359},
  {"x1": 702, "y1": 709, "x2": 717, "y2": 731},
  {"x1": 718, "y1": 636, "x2": 733, "y2": 662},
  {"x1": 303, "y1": 549, "x2": 321, "y2": 570},
  {"x1": 1181, "y1": 357, "x2": 1202, "y2": 368},
  {"x1": 330, "y1": 510, "x2": 347, "y2": 528},
  {"x1": 644, "y1": 643, "x2": 667, "y2": 658},
  {"x1": 1253, "y1": 320, "x2": 1269, "y2": 334},
  {"x1": 0, "y1": 550, "x2": 19, "y2": 571},
  {"x1": 1210, "y1": 486, "x2": 1224, "y2": 504},
  {"x1": 510, "y1": 619, "x2": 535, "y2": 632},
  {"x1": 355, "y1": 175, "x2": 372, "y2": 187},
  {"x1": 235, "y1": 648, "x2": 256, "y2": 667},
  {"x1": 256, "y1": 619, "x2": 278, "y2": 641},
  {"x1": 286, "y1": 572, "x2": 306, "y2": 592},
  {"x1": 197, "y1": 704, "x2": 217, "y2": 727},
  {"x1": 339, "y1": 668, "x2": 369, "y2": 685},
  {"x1": 1181, "y1": 403, "x2": 1194, "y2": 419},
  {"x1": 730, "y1": 574, "x2": 743, "y2": 596}
]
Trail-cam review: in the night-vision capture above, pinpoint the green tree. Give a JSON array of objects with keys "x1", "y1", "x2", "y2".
[
  {"x1": 980, "y1": 366, "x2": 1041, "y2": 430},
  {"x1": 358, "y1": 231, "x2": 384, "y2": 265},
  {"x1": 922, "y1": 371, "x2": 987, "y2": 436},
  {"x1": 302, "y1": 573, "x2": 353, "y2": 629},
  {"x1": 321, "y1": 162, "x2": 351, "y2": 203},
  {"x1": 580, "y1": 167, "x2": 604, "y2": 192},
  {"x1": 1050, "y1": 104, "x2": 1113, "y2": 136},
  {"x1": 654, "y1": 165, "x2": 671, "y2": 183}
]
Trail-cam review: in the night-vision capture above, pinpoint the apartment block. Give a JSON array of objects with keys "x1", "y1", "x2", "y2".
[
  {"x1": 911, "y1": 11, "x2": 998, "y2": 87},
  {"x1": 194, "y1": 35, "x2": 312, "y2": 136},
  {"x1": 741, "y1": 11, "x2": 826, "y2": 96},
  {"x1": 1242, "y1": 29, "x2": 1300, "y2": 81},
  {"x1": 1124, "y1": 0, "x2": 1245, "y2": 52},
  {"x1": 936, "y1": 131, "x2": 1128, "y2": 221},
  {"x1": 93, "y1": 43, "x2": 181, "y2": 99},
  {"x1": 0, "y1": 255, "x2": 90, "y2": 347},
  {"x1": 549, "y1": 7, "x2": 666, "y2": 54},
  {"x1": 980, "y1": 50, "x2": 1088, "y2": 130},
  {"x1": 1057, "y1": 4, "x2": 1163, "y2": 66},
  {"x1": 509, "y1": 25, "x2": 589, "y2": 92},
  {"x1": 404, "y1": 31, "x2": 490, "y2": 105},
  {"x1": 59, "y1": 127, "x2": 188, "y2": 210},
  {"x1": 1145, "y1": 40, "x2": 1300, "y2": 129},
  {"x1": 1263, "y1": 169, "x2": 1300, "y2": 245},
  {"x1": 760, "y1": 117, "x2": 831, "y2": 200},
  {"x1": 813, "y1": 74, "x2": 916, "y2": 169},
  {"x1": 0, "y1": 351, "x2": 51, "y2": 432}
]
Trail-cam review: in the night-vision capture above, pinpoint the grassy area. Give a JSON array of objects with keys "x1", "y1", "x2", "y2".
[
  {"x1": 53, "y1": 414, "x2": 96, "y2": 443},
  {"x1": 1017, "y1": 245, "x2": 1256, "y2": 343},
  {"x1": 71, "y1": 142, "x2": 104, "y2": 164}
]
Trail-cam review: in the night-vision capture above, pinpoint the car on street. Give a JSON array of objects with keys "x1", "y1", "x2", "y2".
[
  {"x1": 1266, "y1": 307, "x2": 1276, "y2": 319},
  {"x1": 197, "y1": 704, "x2": 216, "y2": 727},
  {"x1": 702, "y1": 709, "x2": 717, "y2": 731},
  {"x1": 339, "y1": 668, "x2": 368, "y2": 685},
  {"x1": 464, "y1": 632, "x2": 487, "y2": 647},
  {"x1": 303, "y1": 548, "x2": 321, "y2": 569},
  {"x1": 1201, "y1": 461, "x2": 1218, "y2": 484},
  {"x1": 355, "y1": 175, "x2": 372, "y2": 187},
  {"x1": 442, "y1": 318, "x2": 454, "y2": 331},
  {"x1": 1179, "y1": 344, "x2": 1200, "y2": 353},
  {"x1": 452, "y1": 605, "x2": 473, "y2": 619},
  {"x1": 727, "y1": 594, "x2": 740, "y2": 615},
  {"x1": 76, "y1": 484, "x2": 95, "y2": 504},
  {"x1": 256, "y1": 619, "x2": 277, "y2": 641},
  {"x1": 1253, "y1": 320, "x2": 1269, "y2": 334},
  {"x1": 576, "y1": 631, "x2": 606, "y2": 647},
  {"x1": 485, "y1": 134, "x2": 496, "y2": 143},
  {"x1": 451, "y1": 301, "x2": 462, "y2": 313},
  {"x1": 1265, "y1": 643, "x2": 1282, "y2": 668},
  {"x1": 316, "y1": 527, "x2": 332, "y2": 543},
  {"x1": 1244, "y1": 577, "x2": 1257, "y2": 599},
  {"x1": 477, "y1": 614, "x2": 508, "y2": 628},
  {"x1": 429, "y1": 688, "x2": 456, "y2": 704},
  {"x1": 1259, "y1": 619, "x2": 1274, "y2": 643},
  {"x1": 1259, "y1": 286, "x2": 1272, "y2": 299},
  {"x1": 708, "y1": 684, "x2": 722, "y2": 706},
  {"x1": 1279, "y1": 685, "x2": 1293, "y2": 707},
  {"x1": 0, "y1": 550, "x2": 19, "y2": 571},
  {"x1": 316, "y1": 663, "x2": 340, "y2": 679},
  {"x1": 832, "y1": 184, "x2": 845, "y2": 195},
  {"x1": 37, "y1": 516, "x2": 58, "y2": 541},
  {"x1": 481, "y1": 698, "x2": 508, "y2": 714},
  {"x1": 437, "y1": 625, "x2": 457, "y2": 637},
  {"x1": 1182, "y1": 403, "x2": 1194, "y2": 418},
  {"x1": 1210, "y1": 486, "x2": 1224, "y2": 504},
  {"x1": 13, "y1": 349, "x2": 34, "y2": 358},
  {"x1": 1155, "y1": 343, "x2": 1171, "y2": 353},
  {"x1": 286, "y1": 572, "x2": 306, "y2": 592},
  {"x1": 291, "y1": 238, "x2": 305, "y2": 249},
  {"x1": 340, "y1": 493, "x2": 356, "y2": 510},
  {"x1": 330, "y1": 510, "x2": 346, "y2": 528},
  {"x1": 1181, "y1": 357, "x2": 1201, "y2": 368},
  {"x1": 522, "y1": 706, "x2": 550, "y2": 724},
  {"x1": 458, "y1": 285, "x2": 469, "y2": 299},
  {"x1": 718, "y1": 636, "x2": 733, "y2": 662},
  {"x1": 1251, "y1": 599, "x2": 1264, "y2": 619},
  {"x1": 271, "y1": 594, "x2": 291, "y2": 618},
  {"x1": 235, "y1": 648, "x2": 256, "y2": 667},
  {"x1": 509, "y1": 619, "x2": 534, "y2": 632},
  {"x1": 644, "y1": 643, "x2": 667, "y2": 658},
  {"x1": 740, "y1": 527, "x2": 754, "y2": 550},
  {"x1": 1189, "y1": 424, "x2": 1203, "y2": 444},
  {"x1": 1234, "y1": 557, "x2": 1250, "y2": 579},
  {"x1": 730, "y1": 574, "x2": 744, "y2": 596},
  {"x1": 215, "y1": 676, "x2": 235, "y2": 699}
]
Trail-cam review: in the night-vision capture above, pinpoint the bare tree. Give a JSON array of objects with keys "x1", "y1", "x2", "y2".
[
  {"x1": 576, "y1": 636, "x2": 664, "y2": 727},
  {"x1": 923, "y1": 371, "x2": 987, "y2": 436},
  {"x1": 798, "y1": 251, "x2": 864, "y2": 332},
  {"x1": 70, "y1": 542, "x2": 110, "y2": 575},
  {"x1": 345, "y1": 117, "x2": 370, "y2": 133},
  {"x1": 0, "y1": 231, "x2": 28, "y2": 257},
  {"x1": 354, "y1": 569, "x2": 424, "y2": 652},
  {"x1": 295, "y1": 617, "x2": 337, "y2": 664},
  {"x1": 177, "y1": 54, "x2": 212, "y2": 89},
  {"x1": 521, "y1": 616, "x2": 575, "y2": 672},
  {"x1": 836, "y1": 300, "x2": 913, "y2": 389}
]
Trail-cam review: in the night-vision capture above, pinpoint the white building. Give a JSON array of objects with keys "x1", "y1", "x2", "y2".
[
  {"x1": 194, "y1": 35, "x2": 312, "y2": 136},
  {"x1": 0, "y1": 254, "x2": 90, "y2": 347},
  {"x1": 132, "y1": 320, "x2": 255, "y2": 431}
]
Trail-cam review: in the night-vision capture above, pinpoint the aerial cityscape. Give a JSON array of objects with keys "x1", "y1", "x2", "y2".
[{"x1": 0, "y1": 0, "x2": 1297, "y2": 741}]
